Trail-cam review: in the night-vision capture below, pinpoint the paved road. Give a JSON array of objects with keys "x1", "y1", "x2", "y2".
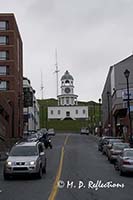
[{"x1": 0, "y1": 134, "x2": 133, "y2": 200}]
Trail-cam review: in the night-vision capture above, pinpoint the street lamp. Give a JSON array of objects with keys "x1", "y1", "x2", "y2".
[
  {"x1": 99, "y1": 98, "x2": 102, "y2": 136},
  {"x1": 107, "y1": 91, "x2": 111, "y2": 135},
  {"x1": 124, "y1": 69, "x2": 133, "y2": 146},
  {"x1": 99, "y1": 98, "x2": 102, "y2": 125},
  {"x1": 93, "y1": 102, "x2": 96, "y2": 134}
]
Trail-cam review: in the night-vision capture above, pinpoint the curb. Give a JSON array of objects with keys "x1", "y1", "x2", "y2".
[{"x1": 89, "y1": 134, "x2": 100, "y2": 143}]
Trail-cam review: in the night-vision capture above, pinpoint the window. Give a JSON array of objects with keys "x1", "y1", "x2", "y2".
[
  {"x1": 66, "y1": 111, "x2": 70, "y2": 117},
  {"x1": 58, "y1": 110, "x2": 61, "y2": 115},
  {"x1": 0, "y1": 66, "x2": 8, "y2": 75},
  {"x1": 76, "y1": 110, "x2": 78, "y2": 114},
  {"x1": 66, "y1": 97, "x2": 69, "y2": 104},
  {"x1": 9, "y1": 146, "x2": 38, "y2": 156},
  {"x1": 65, "y1": 80, "x2": 69, "y2": 84},
  {"x1": 51, "y1": 110, "x2": 53, "y2": 115},
  {"x1": 0, "y1": 51, "x2": 9, "y2": 60},
  {"x1": 0, "y1": 81, "x2": 8, "y2": 91},
  {"x1": 0, "y1": 21, "x2": 8, "y2": 30},
  {"x1": 83, "y1": 109, "x2": 86, "y2": 114},
  {"x1": 0, "y1": 36, "x2": 8, "y2": 45}
]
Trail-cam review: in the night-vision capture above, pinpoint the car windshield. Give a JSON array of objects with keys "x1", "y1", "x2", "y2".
[
  {"x1": 9, "y1": 146, "x2": 38, "y2": 156},
  {"x1": 124, "y1": 150, "x2": 133, "y2": 157},
  {"x1": 109, "y1": 139, "x2": 122, "y2": 144},
  {"x1": 28, "y1": 134, "x2": 38, "y2": 139},
  {"x1": 113, "y1": 144, "x2": 129, "y2": 150}
]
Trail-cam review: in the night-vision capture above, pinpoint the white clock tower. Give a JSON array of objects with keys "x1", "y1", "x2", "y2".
[
  {"x1": 57, "y1": 70, "x2": 78, "y2": 106},
  {"x1": 48, "y1": 70, "x2": 88, "y2": 120}
]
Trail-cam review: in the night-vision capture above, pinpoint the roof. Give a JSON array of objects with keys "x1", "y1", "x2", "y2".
[
  {"x1": 113, "y1": 54, "x2": 133, "y2": 67},
  {"x1": 61, "y1": 70, "x2": 74, "y2": 80}
]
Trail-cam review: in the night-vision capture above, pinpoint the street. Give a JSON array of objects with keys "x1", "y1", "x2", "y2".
[{"x1": 0, "y1": 134, "x2": 133, "y2": 200}]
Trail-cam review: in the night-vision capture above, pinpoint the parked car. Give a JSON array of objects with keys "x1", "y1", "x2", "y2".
[
  {"x1": 3, "y1": 141, "x2": 47, "y2": 180},
  {"x1": 48, "y1": 128, "x2": 55, "y2": 136},
  {"x1": 102, "y1": 138, "x2": 123, "y2": 156},
  {"x1": 108, "y1": 143, "x2": 130, "y2": 163},
  {"x1": 80, "y1": 127, "x2": 89, "y2": 135},
  {"x1": 114, "y1": 148, "x2": 133, "y2": 176},
  {"x1": 22, "y1": 133, "x2": 42, "y2": 142},
  {"x1": 98, "y1": 136, "x2": 116, "y2": 151}
]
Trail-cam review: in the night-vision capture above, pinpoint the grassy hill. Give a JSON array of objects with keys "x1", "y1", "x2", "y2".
[{"x1": 37, "y1": 98, "x2": 101, "y2": 133}]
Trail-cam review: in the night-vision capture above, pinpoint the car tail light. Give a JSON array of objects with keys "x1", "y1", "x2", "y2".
[{"x1": 123, "y1": 160, "x2": 131, "y2": 165}]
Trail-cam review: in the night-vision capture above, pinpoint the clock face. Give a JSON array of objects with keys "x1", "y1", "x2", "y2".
[{"x1": 65, "y1": 87, "x2": 70, "y2": 93}]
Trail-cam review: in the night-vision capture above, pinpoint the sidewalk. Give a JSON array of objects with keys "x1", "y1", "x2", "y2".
[{"x1": 89, "y1": 134, "x2": 100, "y2": 143}]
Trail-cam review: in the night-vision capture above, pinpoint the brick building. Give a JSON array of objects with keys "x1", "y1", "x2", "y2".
[{"x1": 0, "y1": 13, "x2": 23, "y2": 138}]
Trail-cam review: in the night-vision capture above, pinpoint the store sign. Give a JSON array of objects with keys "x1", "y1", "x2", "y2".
[{"x1": 122, "y1": 89, "x2": 133, "y2": 100}]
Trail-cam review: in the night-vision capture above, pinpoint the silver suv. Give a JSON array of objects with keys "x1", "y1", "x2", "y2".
[{"x1": 3, "y1": 141, "x2": 46, "y2": 180}]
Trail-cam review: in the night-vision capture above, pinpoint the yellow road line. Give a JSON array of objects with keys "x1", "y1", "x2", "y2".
[
  {"x1": 64, "y1": 135, "x2": 69, "y2": 146},
  {"x1": 48, "y1": 135, "x2": 69, "y2": 200}
]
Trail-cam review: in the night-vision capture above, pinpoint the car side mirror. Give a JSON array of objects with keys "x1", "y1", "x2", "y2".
[{"x1": 5, "y1": 152, "x2": 9, "y2": 157}]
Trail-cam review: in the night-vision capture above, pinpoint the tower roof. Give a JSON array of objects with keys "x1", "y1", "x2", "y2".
[{"x1": 61, "y1": 70, "x2": 74, "y2": 80}]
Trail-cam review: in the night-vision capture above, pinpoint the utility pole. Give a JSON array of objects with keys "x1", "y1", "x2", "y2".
[
  {"x1": 40, "y1": 70, "x2": 44, "y2": 100},
  {"x1": 55, "y1": 49, "x2": 60, "y2": 98}
]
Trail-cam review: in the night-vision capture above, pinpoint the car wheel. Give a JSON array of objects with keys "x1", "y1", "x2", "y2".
[
  {"x1": 37, "y1": 166, "x2": 43, "y2": 179},
  {"x1": 43, "y1": 159, "x2": 47, "y2": 174},
  {"x1": 43, "y1": 165, "x2": 46, "y2": 174},
  {"x1": 119, "y1": 169, "x2": 125, "y2": 176},
  {"x1": 3, "y1": 172, "x2": 10, "y2": 180},
  {"x1": 114, "y1": 164, "x2": 119, "y2": 171},
  {"x1": 110, "y1": 159, "x2": 113, "y2": 164}
]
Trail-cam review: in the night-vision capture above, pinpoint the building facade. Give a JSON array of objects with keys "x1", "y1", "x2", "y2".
[
  {"x1": 23, "y1": 77, "x2": 39, "y2": 133},
  {"x1": 48, "y1": 70, "x2": 88, "y2": 120},
  {"x1": 102, "y1": 55, "x2": 133, "y2": 138},
  {"x1": 0, "y1": 94, "x2": 12, "y2": 138},
  {"x1": 0, "y1": 13, "x2": 23, "y2": 138}
]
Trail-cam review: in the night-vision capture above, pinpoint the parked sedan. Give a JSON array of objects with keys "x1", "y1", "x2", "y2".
[
  {"x1": 102, "y1": 138, "x2": 123, "y2": 156},
  {"x1": 98, "y1": 136, "x2": 116, "y2": 151},
  {"x1": 108, "y1": 143, "x2": 130, "y2": 163},
  {"x1": 115, "y1": 148, "x2": 133, "y2": 176}
]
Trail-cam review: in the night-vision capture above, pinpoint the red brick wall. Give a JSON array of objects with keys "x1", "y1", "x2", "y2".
[{"x1": 0, "y1": 14, "x2": 23, "y2": 138}]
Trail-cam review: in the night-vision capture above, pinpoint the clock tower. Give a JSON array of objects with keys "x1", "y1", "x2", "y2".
[
  {"x1": 48, "y1": 69, "x2": 88, "y2": 120},
  {"x1": 57, "y1": 70, "x2": 78, "y2": 106}
]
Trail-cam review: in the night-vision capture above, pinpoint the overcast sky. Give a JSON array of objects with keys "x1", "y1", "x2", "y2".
[{"x1": 1, "y1": 0, "x2": 133, "y2": 102}]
